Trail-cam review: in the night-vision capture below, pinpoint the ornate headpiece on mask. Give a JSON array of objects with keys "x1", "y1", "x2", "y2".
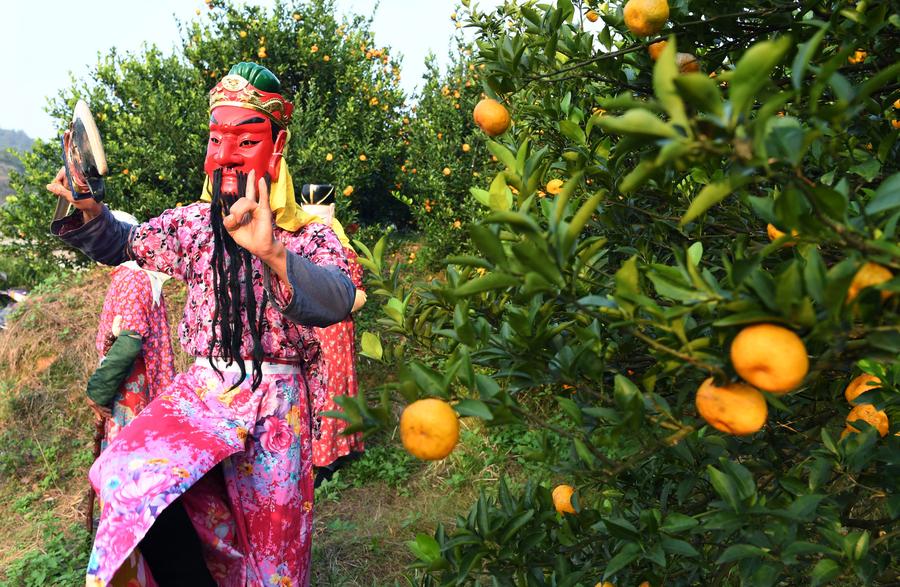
[{"x1": 208, "y1": 62, "x2": 294, "y2": 128}]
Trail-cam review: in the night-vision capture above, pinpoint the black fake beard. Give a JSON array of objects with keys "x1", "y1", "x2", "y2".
[{"x1": 208, "y1": 168, "x2": 269, "y2": 390}]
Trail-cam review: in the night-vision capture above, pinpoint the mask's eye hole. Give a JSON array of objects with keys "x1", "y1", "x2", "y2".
[
  {"x1": 210, "y1": 137, "x2": 221, "y2": 145},
  {"x1": 240, "y1": 139, "x2": 260, "y2": 148}
]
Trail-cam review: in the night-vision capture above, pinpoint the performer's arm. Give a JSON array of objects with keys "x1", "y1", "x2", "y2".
[
  {"x1": 261, "y1": 242, "x2": 355, "y2": 327},
  {"x1": 85, "y1": 331, "x2": 142, "y2": 406},
  {"x1": 224, "y1": 171, "x2": 355, "y2": 326},
  {"x1": 51, "y1": 205, "x2": 134, "y2": 266}
]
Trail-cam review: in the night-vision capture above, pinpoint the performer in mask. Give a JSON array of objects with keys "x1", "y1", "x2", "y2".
[{"x1": 48, "y1": 62, "x2": 355, "y2": 587}]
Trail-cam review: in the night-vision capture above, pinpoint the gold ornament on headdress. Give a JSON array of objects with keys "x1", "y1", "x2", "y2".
[{"x1": 208, "y1": 74, "x2": 294, "y2": 128}]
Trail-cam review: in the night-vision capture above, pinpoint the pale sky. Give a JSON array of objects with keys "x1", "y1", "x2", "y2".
[{"x1": 1, "y1": 0, "x2": 502, "y2": 140}]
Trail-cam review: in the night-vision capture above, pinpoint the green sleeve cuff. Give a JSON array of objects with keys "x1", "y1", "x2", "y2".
[{"x1": 86, "y1": 331, "x2": 143, "y2": 406}]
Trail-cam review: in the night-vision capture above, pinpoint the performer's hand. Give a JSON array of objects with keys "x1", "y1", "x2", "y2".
[
  {"x1": 86, "y1": 398, "x2": 112, "y2": 422},
  {"x1": 223, "y1": 169, "x2": 281, "y2": 259},
  {"x1": 46, "y1": 166, "x2": 103, "y2": 221},
  {"x1": 351, "y1": 289, "x2": 367, "y2": 313}
]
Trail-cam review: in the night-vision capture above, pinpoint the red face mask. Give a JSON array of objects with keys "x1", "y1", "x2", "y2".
[{"x1": 204, "y1": 105, "x2": 287, "y2": 195}]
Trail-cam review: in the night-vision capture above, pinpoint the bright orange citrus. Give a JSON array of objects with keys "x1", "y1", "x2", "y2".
[
  {"x1": 623, "y1": 0, "x2": 669, "y2": 36},
  {"x1": 766, "y1": 223, "x2": 798, "y2": 246},
  {"x1": 695, "y1": 378, "x2": 767, "y2": 436},
  {"x1": 586, "y1": 9, "x2": 600, "y2": 22},
  {"x1": 844, "y1": 373, "x2": 881, "y2": 405},
  {"x1": 730, "y1": 324, "x2": 808, "y2": 394},
  {"x1": 552, "y1": 484, "x2": 576, "y2": 514},
  {"x1": 846, "y1": 262, "x2": 893, "y2": 302},
  {"x1": 400, "y1": 399, "x2": 460, "y2": 460},
  {"x1": 647, "y1": 40, "x2": 668, "y2": 61},
  {"x1": 473, "y1": 98, "x2": 511, "y2": 137},
  {"x1": 846, "y1": 403, "x2": 889, "y2": 437},
  {"x1": 546, "y1": 179, "x2": 564, "y2": 195}
]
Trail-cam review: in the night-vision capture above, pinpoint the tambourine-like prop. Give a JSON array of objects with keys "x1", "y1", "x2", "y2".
[
  {"x1": 300, "y1": 183, "x2": 335, "y2": 205},
  {"x1": 54, "y1": 100, "x2": 108, "y2": 221}
]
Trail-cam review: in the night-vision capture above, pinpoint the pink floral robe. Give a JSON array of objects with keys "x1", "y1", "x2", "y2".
[
  {"x1": 312, "y1": 247, "x2": 365, "y2": 467},
  {"x1": 96, "y1": 265, "x2": 175, "y2": 446},
  {"x1": 86, "y1": 203, "x2": 349, "y2": 587}
]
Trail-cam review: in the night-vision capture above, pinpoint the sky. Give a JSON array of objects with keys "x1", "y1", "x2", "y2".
[{"x1": 1, "y1": 0, "x2": 502, "y2": 140}]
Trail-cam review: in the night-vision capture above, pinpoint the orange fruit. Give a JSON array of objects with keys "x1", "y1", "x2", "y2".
[
  {"x1": 400, "y1": 399, "x2": 460, "y2": 460},
  {"x1": 443, "y1": 167, "x2": 452, "y2": 176},
  {"x1": 462, "y1": 143, "x2": 471, "y2": 152},
  {"x1": 647, "y1": 40, "x2": 668, "y2": 61},
  {"x1": 623, "y1": 0, "x2": 669, "y2": 36},
  {"x1": 473, "y1": 98, "x2": 511, "y2": 137},
  {"x1": 546, "y1": 178, "x2": 564, "y2": 195},
  {"x1": 695, "y1": 378, "x2": 767, "y2": 436},
  {"x1": 342, "y1": 185, "x2": 354, "y2": 196},
  {"x1": 639, "y1": 583, "x2": 651, "y2": 587},
  {"x1": 239, "y1": 30, "x2": 247, "y2": 38},
  {"x1": 676, "y1": 52, "x2": 700, "y2": 73},
  {"x1": 844, "y1": 373, "x2": 881, "y2": 405},
  {"x1": 766, "y1": 223, "x2": 798, "y2": 245},
  {"x1": 848, "y1": 50, "x2": 867, "y2": 64},
  {"x1": 846, "y1": 262, "x2": 893, "y2": 303},
  {"x1": 585, "y1": 9, "x2": 600, "y2": 22},
  {"x1": 359, "y1": 154, "x2": 367, "y2": 161},
  {"x1": 846, "y1": 403, "x2": 889, "y2": 437},
  {"x1": 730, "y1": 324, "x2": 808, "y2": 394},
  {"x1": 325, "y1": 153, "x2": 333, "y2": 162},
  {"x1": 892, "y1": 119, "x2": 900, "y2": 129},
  {"x1": 552, "y1": 484, "x2": 576, "y2": 514}
]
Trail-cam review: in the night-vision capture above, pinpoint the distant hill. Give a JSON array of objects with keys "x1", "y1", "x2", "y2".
[{"x1": 0, "y1": 129, "x2": 34, "y2": 203}]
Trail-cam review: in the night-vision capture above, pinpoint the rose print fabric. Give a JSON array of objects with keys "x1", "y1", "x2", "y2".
[
  {"x1": 312, "y1": 247, "x2": 365, "y2": 467},
  {"x1": 86, "y1": 203, "x2": 349, "y2": 586}
]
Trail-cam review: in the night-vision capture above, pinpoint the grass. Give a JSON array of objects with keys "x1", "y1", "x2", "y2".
[{"x1": 0, "y1": 257, "x2": 553, "y2": 585}]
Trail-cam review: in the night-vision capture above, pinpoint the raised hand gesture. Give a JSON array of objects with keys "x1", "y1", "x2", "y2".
[{"x1": 222, "y1": 169, "x2": 280, "y2": 260}]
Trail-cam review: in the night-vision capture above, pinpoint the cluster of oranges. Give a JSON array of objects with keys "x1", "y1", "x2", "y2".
[{"x1": 841, "y1": 374, "x2": 889, "y2": 437}]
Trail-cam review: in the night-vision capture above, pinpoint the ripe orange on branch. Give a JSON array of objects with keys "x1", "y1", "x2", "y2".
[
  {"x1": 473, "y1": 98, "x2": 511, "y2": 137},
  {"x1": 846, "y1": 262, "x2": 893, "y2": 302},
  {"x1": 647, "y1": 40, "x2": 667, "y2": 61},
  {"x1": 552, "y1": 484, "x2": 576, "y2": 514},
  {"x1": 845, "y1": 403, "x2": 889, "y2": 437},
  {"x1": 400, "y1": 399, "x2": 460, "y2": 460},
  {"x1": 695, "y1": 378, "x2": 767, "y2": 436},
  {"x1": 623, "y1": 0, "x2": 669, "y2": 37},
  {"x1": 730, "y1": 324, "x2": 808, "y2": 394},
  {"x1": 844, "y1": 373, "x2": 881, "y2": 405}
]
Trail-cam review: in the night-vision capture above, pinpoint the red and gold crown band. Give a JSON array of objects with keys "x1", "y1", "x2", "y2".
[{"x1": 208, "y1": 74, "x2": 294, "y2": 128}]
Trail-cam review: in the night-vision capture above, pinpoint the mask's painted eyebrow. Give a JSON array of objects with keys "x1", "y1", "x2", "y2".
[
  {"x1": 209, "y1": 115, "x2": 267, "y2": 126},
  {"x1": 236, "y1": 116, "x2": 267, "y2": 126}
]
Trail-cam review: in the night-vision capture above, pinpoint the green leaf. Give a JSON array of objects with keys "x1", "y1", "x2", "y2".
[
  {"x1": 470, "y1": 187, "x2": 492, "y2": 207},
  {"x1": 707, "y1": 465, "x2": 741, "y2": 511},
  {"x1": 558, "y1": 120, "x2": 586, "y2": 145},
  {"x1": 792, "y1": 25, "x2": 828, "y2": 90},
  {"x1": 360, "y1": 331, "x2": 383, "y2": 361},
  {"x1": 597, "y1": 109, "x2": 680, "y2": 138},
  {"x1": 810, "y1": 559, "x2": 841, "y2": 587},
  {"x1": 682, "y1": 176, "x2": 750, "y2": 225},
  {"x1": 603, "y1": 542, "x2": 641, "y2": 578},
  {"x1": 615, "y1": 255, "x2": 640, "y2": 297},
  {"x1": 660, "y1": 537, "x2": 699, "y2": 557},
  {"x1": 730, "y1": 36, "x2": 793, "y2": 123},
  {"x1": 716, "y1": 544, "x2": 768, "y2": 564},
  {"x1": 660, "y1": 513, "x2": 699, "y2": 534},
  {"x1": 407, "y1": 533, "x2": 441, "y2": 562},
  {"x1": 454, "y1": 399, "x2": 494, "y2": 421},
  {"x1": 469, "y1": 224, "x2": 508, "y2": 268},
  {"x1": 653, "y1": 36, "x2": 689, "y2": 131},
  {"x1": 673, "y1": 73, "x2": 723, "y2": 116},
  {"x1": 489, "y1": 172, "x2": 512, "y2": 211},
  {"x1": 556, "y1": 396, "x2": 583, "y2": 426},
  {"x1": 487, "y1": 140, "x2": 518, "y2": 171},
  {"x1": 453, "y1": 273, "x2": 519, "y2": 297},
  {"x1": 866, "y1": 172, "x2": 900, "y2": 215}
]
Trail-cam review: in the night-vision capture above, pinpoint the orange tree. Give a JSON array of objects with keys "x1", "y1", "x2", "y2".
[
  {"x1": 0, "y1": 0, "x2": 407, "y2": 267},
  {"x1": 342, "y1": 0, "x2": 899, "y2": 584},
  {"x1": 398, "y1": 40, "x2": 504, "y2": 265}
]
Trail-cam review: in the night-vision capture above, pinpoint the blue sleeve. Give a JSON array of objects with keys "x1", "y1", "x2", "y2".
[
  {"x1": 50, "y1": 206, "x2": 132, "y2": 266},
  {"x1": 266, "y1": 252, "x2": 355, "y2": 327}
]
